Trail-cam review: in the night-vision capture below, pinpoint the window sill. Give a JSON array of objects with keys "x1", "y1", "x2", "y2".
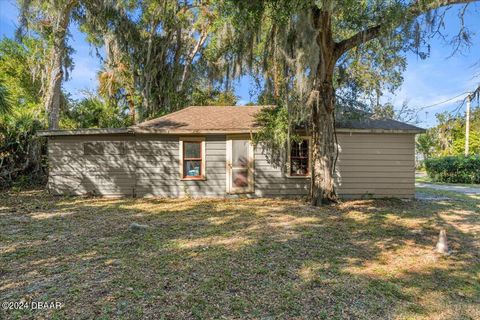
[
  {"x1": 286, "y1": 175, "x2": 311, "y2": 179},
  {"x1": 227, "y1": 189, "x2": 254, "y2": 194},
  {"x1": 180, "y1": 177, "x2": 207, "y2": 181}
]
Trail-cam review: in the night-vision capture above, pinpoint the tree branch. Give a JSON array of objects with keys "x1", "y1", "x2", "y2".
[
  {"x1": 334, "y1": 25, "x2": 382, "y2": 58},
  {"x1": 178, "y1": 30, "x2": 208, "y2": 91},
  {"x1": 334, "y1": 0, "x2": 477, "y2": 58}
]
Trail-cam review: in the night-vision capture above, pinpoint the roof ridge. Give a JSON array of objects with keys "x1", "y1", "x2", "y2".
[
  {"x1": 187, "y1": 105, "x2": 271, "y2": 108},
  {"x1": 131, "y1": 106, "x2": 197, "y2": 128}
]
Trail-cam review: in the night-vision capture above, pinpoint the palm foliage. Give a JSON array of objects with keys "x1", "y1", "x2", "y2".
[
  {"x1": 0, "y1": 81, "x2": 12, "y2": 115},
  {"x1": 0, "y1": 38, "x2": 46, "y2": 187}
]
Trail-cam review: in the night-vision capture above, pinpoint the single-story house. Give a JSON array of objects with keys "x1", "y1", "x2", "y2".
[{"x1": 38, "y1": 105, "x2": 424, "y2": 199}]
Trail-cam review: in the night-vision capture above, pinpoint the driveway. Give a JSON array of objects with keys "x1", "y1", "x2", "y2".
[{"x1": 416, "y1": 182, "x2": 480, "y2": 195}]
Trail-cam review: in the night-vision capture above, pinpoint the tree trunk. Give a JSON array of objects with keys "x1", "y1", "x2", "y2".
[
  {"x1": 310, "y1": 80, "x2": 337, "y2": 206},
  {"x1": 45, "y1": 49, "x2": 63, "y2": 130},
  {"x1": 309, "y1": 5, "x2": 338, "y2": 206},
  {"x1": 45, "y1": 7, "x2": 71, "y2": 130}
]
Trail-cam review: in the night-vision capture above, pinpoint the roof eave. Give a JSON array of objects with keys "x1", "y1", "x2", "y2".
[
  {"x1": 36, "y1": 128, "x2": 132, "y2": 137},
  {"x1": 36, "y1": 126, "x2": 426, "y2": 137},
  {"x1": 335, "y1": 128, "x2": 426, "y2": 134},
  {"x1": 132, "y1": 128, "x2": 258, "y2": 134}
]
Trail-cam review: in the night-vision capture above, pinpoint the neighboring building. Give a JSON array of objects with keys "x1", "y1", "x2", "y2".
[{"x1": 38, "y1": 106, "x2": 424, "y2": 199}]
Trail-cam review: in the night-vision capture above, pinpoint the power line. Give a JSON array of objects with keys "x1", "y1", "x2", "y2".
[{"x1": 417, "y1": 91, "x2": 471, "y2": 111}]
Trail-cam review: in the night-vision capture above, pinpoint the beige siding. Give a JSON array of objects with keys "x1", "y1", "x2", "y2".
[
  {"x1": 253, "y1": 132, "x2": 415, "y2": 199},
  {"x1": 47, "y1": 132, "x2": 416, "y2": 199},
  {"x1": 254, "y1": 147, "x2": 309, "y2": 197},
  {"x1": 336, "y1": 133, "x2": 415, "y2": 198},
  {"x1": 132, "y1": 134, "x2": 226, "y2": 197},
  {"x1": 48, "y1": 135, "x2": 135, "y2": 196}
]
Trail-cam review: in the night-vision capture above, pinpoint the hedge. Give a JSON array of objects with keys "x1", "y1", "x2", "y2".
[{"x1": 424, "y1": 155, "x2": 480, "y2": 184}]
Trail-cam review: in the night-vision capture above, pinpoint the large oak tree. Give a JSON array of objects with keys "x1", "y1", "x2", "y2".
[{"x1": 213, "y1": 0, "x2": 478, "y2": 205}]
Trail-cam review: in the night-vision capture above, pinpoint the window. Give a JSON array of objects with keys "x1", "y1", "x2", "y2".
[
  {"x1": 289, "y1": 138, "x2": 310, "y2": 176},
  {"x1": 179, "y1": 138, "x2": 206, "y2": 180}
]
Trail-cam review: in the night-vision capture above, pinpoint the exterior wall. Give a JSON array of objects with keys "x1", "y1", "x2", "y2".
[
  {"x1": 47, "y1": 132, "x2": 416, "y2": 199},
  {"x1": 336, "y1": 133, "x2": 415, "y2": 198},
  {"x1": 135, "y1": 134, "x2": 226, "y2": 197},
  {"x1": 254, "y1": 146, "x2": 309, "y2": 197},
  {"x1": 48, "y1": 134, "x2": 226, "y2": 197},
  {"x1": 48, "y1": 135, "x2": 136, "y2": 196},
  {"x1": 254, "y1": 133, "x2": 415, "y2": 198}
]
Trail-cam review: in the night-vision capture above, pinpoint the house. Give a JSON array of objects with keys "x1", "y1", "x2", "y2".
[{"x1": 37, "y1": 105, "x2": 425, "y2": 198}]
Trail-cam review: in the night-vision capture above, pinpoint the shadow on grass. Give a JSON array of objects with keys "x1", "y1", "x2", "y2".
[{"x1": 0, "y1": 190, "x2": 479, "y2": 319}]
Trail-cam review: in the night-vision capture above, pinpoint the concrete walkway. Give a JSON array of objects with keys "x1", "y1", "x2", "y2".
[{"x1": 416, "y1": 182, "x2": 480, "y2": 196}]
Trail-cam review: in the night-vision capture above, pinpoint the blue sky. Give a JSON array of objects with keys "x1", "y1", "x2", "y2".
[{"x1": 1, "y1": 0, "x2": 479, "y2": 128}]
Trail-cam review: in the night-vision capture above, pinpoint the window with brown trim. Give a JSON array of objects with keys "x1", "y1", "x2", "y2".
[
  {"x1": 290, "y1": 139, "x2": 309, "y2": 176},
  {"x1": 182, "y1": 141, "x2": 203, "y2": 179}
]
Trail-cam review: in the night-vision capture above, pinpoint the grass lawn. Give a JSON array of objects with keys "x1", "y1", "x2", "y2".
[
  {"x1": 1, "y1": 189, "x2": 479, "y2": 319},
  {"x1": 415, "y1": 172, "x2": 480, "y2": 188},
  {"x1": 415, "y1": 175, "x2": 432, "y2": 183}
]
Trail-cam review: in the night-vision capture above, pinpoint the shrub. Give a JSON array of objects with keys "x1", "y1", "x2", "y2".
[
  {"x1": 0, "y1": 110, "x2": 47, "y2": 189},
  {"x1": 424, "y1": 155, "x2": 480, "y2": 184}
]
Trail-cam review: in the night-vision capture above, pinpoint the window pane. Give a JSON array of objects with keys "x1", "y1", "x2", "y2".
[
  {"x1": 300, "y1": 140, "x2": 308, "y2": 157},
  {"x1": 184, "y1": 160, "x2": 201, "y2": 177},
  {"x1": 232, "y1": 140, "x2": 249, "y2": 167},
  {"x1": 291, "y1": 158, "x2": 308, "y2": 175},
  {"x1": 184, "y1": 142, "x2": 201, "y2": 158},
  {"x1": 291, "y1": 140, "x2": 308, "y2": 158},
  {"x1": 232, "y1": 169, "x2": 249, "y2": 187},
  {"x1": 290, "y1": 139, "x2": 309, "y2": 175}
]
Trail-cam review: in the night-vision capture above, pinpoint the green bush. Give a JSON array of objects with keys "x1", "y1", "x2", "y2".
[
  {"x1": 0, "y1": 110, "x2": 47, "y2": 189},
  {"x1": 424, "y1": 155, "x2": 480, "y2": 184}
]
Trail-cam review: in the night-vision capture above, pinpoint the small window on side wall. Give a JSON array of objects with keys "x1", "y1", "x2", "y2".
[
  {"x1": 84, "y1": 142, "x2": 125, "y2": 155},
  {"x1": 84, "y1": 142, "x2": 105, "y2": 155},
  {"x1": 179, "y1": 138, "x2": 206, "y2": 180},
  {"x1": 289, "y1": 138, "x2": 310, "y2": 176}
]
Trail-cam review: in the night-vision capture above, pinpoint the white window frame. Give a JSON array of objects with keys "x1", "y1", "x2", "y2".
[
  {"x1": 286, "y1": 136, "x2": 312, "y2": 178},
  {"x1": 179, "y1": 137, "x2": 206, "y2": 180}
]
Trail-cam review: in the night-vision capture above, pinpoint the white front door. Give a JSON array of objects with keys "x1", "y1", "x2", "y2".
[{"x1": 226, "y1": 137, "x2": 254, "y2": 193}]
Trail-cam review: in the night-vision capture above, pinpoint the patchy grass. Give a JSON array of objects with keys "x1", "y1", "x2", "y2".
[
  {"x1": 1, "y1": 190, "x2": 479, "y2": 319},
  {"x1": 415, "y1": 175, "x2": 432, "y2": 183}
]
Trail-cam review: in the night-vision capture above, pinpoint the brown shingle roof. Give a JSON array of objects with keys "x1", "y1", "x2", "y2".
[
  {"x1": 336, "y1": 118, "x2": 425, "y2": 132},
  {"x1": 132, "y1": 106, "x2": 269, "y2": 133},
  {"x1": 133, "y1": 105, "x2": 424, "y2": 134},
  {"x1": 37, "y1": 105, "x2": 425, "y2": 136}
]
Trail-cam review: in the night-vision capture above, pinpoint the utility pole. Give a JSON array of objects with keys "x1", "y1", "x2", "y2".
[{"x1": 465, "y1": 94, "x2": 471, "y2": 156}]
